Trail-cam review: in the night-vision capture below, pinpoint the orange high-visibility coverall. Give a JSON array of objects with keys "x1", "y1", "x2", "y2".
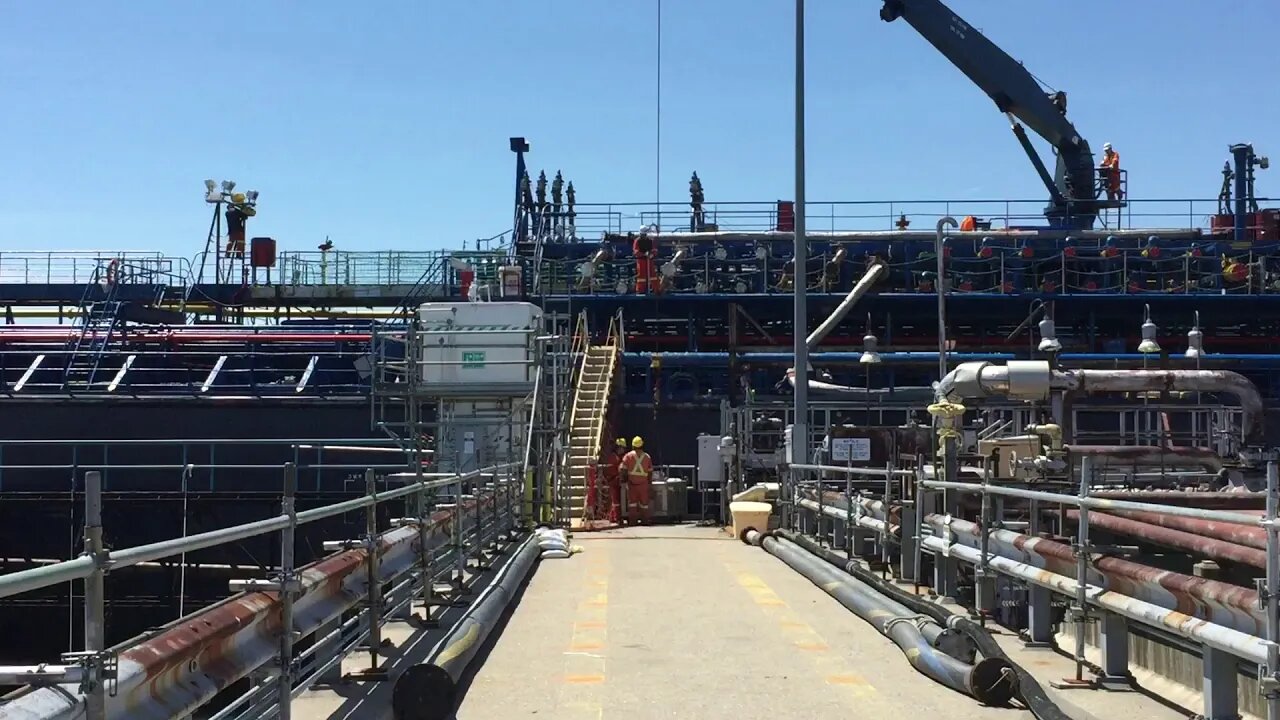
[
  {"x1": 1101, "y1": 150, "x2": 1122, "y2": 200},
  {"x1": 633, "y1": 235, "x2": 655, "y2": 294},
  {"x1": 619, "y1": 449, "x2": 653, "y2": 523},
  {"x1": 602, "y1": 447, "x2": 623, "y2": 522}
]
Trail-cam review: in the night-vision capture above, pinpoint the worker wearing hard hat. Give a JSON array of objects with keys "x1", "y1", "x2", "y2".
[
  {"x1": 1100, "y1": 143, "x2": 1122, "y2": 202},
  {"x1": 619, "y1": 436, "x2": 654, "y2": 524},
  {"x1": 224, "y1": 192, "x2": 256, "y2": 259},
  {"x1": 602, "y1": 437, "x2": 627, "y2": 523},
  {"x1": 632, "y1": 228, "x2": 657, "y2": 295}
]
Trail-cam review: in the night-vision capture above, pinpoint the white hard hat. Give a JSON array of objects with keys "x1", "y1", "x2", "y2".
[{"x1": 1103, "y1": 142, "x2": 1112, "y2": 151}]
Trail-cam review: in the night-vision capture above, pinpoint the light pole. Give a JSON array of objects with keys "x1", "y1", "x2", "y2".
[{"x1": 792, "y1": 0, "x2": 808, "y2": 469}]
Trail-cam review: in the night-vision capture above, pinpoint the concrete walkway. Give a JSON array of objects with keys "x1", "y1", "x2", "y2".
[{"x1": 456, "y1": 525, "x2": 1022, "y2": 720}]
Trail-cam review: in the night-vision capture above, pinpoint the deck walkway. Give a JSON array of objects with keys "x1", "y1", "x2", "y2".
[{"x1": 294, "y1": 525, "x2": 1191, "y2": 720}]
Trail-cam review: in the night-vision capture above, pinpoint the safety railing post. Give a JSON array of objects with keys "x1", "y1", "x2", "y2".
[
  {"x1": 842, "y1": 455, "x2": 853, "y2": 556},
  {"x1": 416, "y1": 475, "x2": 436, "y2": 627},
  {"x1": 453, "y1": 472, "x2": 467, "y2": 595},
  {"x1": 975, "y1": 457, "x2": 993, "y2": 624},
  {"x1": 474, "y1": 472, "x2": 487, "y2": 570},
  {"x1": 1025, "y1": 494, "x2": 1052, "y2": 645},
  {"x1": 1072, "y1": 455, "x2": 1094, "y2": 684},
  {"x1": 363, "y1": 468, "x2": 383, "y2": 675},
  {"x1": 82, "y1": 470, "x2": 107, "y2": 720},
  {"x1": 277, "y1": 462, "x2": 298, "y2": 719},
  {"x1": 1263, "y1": 459, "x2": 1280, "y2": 719},
  {"x1": 881, "y1": 461, "x2": 893, "y2": 572}
]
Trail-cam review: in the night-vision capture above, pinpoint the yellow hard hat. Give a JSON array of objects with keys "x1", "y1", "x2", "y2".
[
  {"x1": 631, "y1": 436, "x2": 644, "y2": 448},
  {"x1": 615, "y1": 438, "x2": 627, "y2": 448},
  {"x1": 230, "y1": 192, "x2": 246, "y2": 204}
]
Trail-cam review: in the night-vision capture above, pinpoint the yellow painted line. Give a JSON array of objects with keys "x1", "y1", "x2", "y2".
[
  {"x1": 564, "y1": 674, "x2": 606, "y2": 684},
  {"x1": 826, "y1": 673, "x2": 872, "y2": 686},
  {"x1": 569, "y1": 642, "x2": 604, "y2": 651},
  {"x1": 755, "y1": 598, "x2": 786, "y2": 606}
]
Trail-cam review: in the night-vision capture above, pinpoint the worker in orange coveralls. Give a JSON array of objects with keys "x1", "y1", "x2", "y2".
[
  {"x1": 1100, "y1": 143, "x2": 1122, "y2": 201},
  {"x1": 619, "y1": 436, "x2": 654, "y2": 524},
  {"x1": 632, "y1": 229, "x2": 656, "y2": 294},
  {"x1": 602, "y1": 437, "x2": 627, "y2": 523}
]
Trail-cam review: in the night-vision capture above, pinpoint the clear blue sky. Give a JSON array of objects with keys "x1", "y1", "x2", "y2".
[{"x1": 1, "y1": 1, "x2": 1275, "y2": 258}]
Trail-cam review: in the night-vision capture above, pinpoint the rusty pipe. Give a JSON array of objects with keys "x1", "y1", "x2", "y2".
[
  {"x1": 1089, "y1": 491, "x2": 1266, "y2": 510},
  {"x1": 1052, "y1": 368, "x2": 1264, "y2": 444},
  {"x1": 925, "y1": 514, "x2": 1265, "y2": 636},
  {"x1": 1, "y1": 490, "x2": 506, "y2": 720},
  {"x1": 1107, "y1": 509, "x2": 1266, "y2": 550},
  {"x1": 1068, "y1": 444, "x2": 1225, "y2": 473},
  {"x1": 806, "y1": 258, "x2": 887, "y2": 350},
  {"x1": 1063, "y1": 510, "x2": 1266, "y2": 569}
]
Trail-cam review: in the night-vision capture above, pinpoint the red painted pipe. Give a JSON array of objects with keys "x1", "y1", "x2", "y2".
[
  {"x1": 1104, "y1": 509, "x2": 1266, "y2": 550},
  {"x1": 0, "y1": 332, "x2": 370, "y2": 344},
  {"x1": 1065, "y1": 510, "x2": 1265, "y2": 568}
]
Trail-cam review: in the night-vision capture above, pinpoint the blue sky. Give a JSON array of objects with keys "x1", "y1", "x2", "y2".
[{"x1": 1, "y1": 1, "x2": 1275, "y2": 258}]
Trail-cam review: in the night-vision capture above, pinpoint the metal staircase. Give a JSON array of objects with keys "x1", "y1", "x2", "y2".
[
  {"x1": 562, "y1": 312, "x2": 620, "y2": 525},
  {"x1": 62, "y1": 263, "x2": 127, "y2": 390}
]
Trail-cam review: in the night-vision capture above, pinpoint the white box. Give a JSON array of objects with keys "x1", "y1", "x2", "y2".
[
  {"x1": 697, "y1": 434, "x2": 725, "y2": 487},
  {"x1": 417, "y1": 301, "x2": 540, "y2": 388}
]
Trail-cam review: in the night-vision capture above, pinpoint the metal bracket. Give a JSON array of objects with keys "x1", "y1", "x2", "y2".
[{"x1": 1255, "y1": 578, "x2": 1272, "y2": 610}]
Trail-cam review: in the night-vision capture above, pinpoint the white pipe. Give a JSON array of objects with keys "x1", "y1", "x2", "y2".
[
  {"x1": 806, "y1": 259, "x2": 887, "y2": 350},
  {"x1": 921, "y1": 534, "x2": 1270, "y2": 665},
  {"x1": 731, "y1": 483, "x2": 780, "y2": 503}
]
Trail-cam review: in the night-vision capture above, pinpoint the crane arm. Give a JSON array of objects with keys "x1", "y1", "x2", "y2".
[{"x1": 880, "y1": 0, "x2": 1098, "y2": 210}]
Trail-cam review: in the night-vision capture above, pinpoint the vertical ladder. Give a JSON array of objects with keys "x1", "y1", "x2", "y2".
[
  {"x1": 563, "y1": 315, "x2": 621, "y2": 526},
  {"x1": 63, "y1": 263, "x2": 125, "y2": 390}
]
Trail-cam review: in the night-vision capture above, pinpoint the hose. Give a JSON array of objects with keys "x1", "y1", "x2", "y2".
[
  {"x1": 774, "y1": 528, "x2": 1072, "y2": 720},
  {"x1": 745, "y1": 529, "x2": 1016, "y2": 705}
]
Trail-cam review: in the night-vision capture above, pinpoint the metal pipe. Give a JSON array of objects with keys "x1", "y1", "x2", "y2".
[
  {"x1": 1065, "y1": 510, "x2": 1266, "y2": 568},
  {"x1": 1106, "y1": 508, "x2": 1266, "y2": 549},
  {"x1": 918, "y1": 533, "x2": 1271, "y2": 665},
  {"x1": 925, "y1": 514, "x2": 1267, "y2": 636},
  {"x1": 390, "y1": 533, "x2": 541, "y2": 720},
  {"x1": 783, "y1": 369, "x2": 935, "y2": 401},
  {"x1": 1265, "y1": 460, "x2": 1280, "y2": 720},
  {"x1": 1068, "y1": 444, "x2": 1225, "y2": 473},
  {"x1": 805, "y1": 259, "x2": 887, "y2": 350},
  {"x1": 936, "y1": 217, "x2": 957, "y2": 381},
  {"x1": 83, "y1": 471, "x2": 106, "y2": 720},
  {"x1": 746, "y1": 530, "x2": 1015, "y2": 705},
  {"x1": 1053, "y1": 368, "x2": 1264, "y2": 444},
  {"x1": 920, "y1": 479, "x2": 1262, "y2": 527},
  {"x1": 0, "y1": 493, "x2": 504, "y2": 720}
]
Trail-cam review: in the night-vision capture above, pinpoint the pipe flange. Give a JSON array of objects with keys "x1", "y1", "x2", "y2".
[{"x1": 883, "y1": 614, "x2": 933, "y2": 635}]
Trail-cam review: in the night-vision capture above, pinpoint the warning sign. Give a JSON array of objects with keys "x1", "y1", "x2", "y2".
[{"x1": 830, "y1": 437, "x2": 871, "y2": 462}]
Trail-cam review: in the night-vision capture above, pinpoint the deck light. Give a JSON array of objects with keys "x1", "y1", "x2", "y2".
[
  {"x1": 1185, "y1": 311, "x2": 1204, "y2": 359},
  {"x1": 1037, "y1": 316, "x2": 1062, "y2": 353},
  {"x1": 1138, "y1": 305, "x2": 1161, "y2": 354}
]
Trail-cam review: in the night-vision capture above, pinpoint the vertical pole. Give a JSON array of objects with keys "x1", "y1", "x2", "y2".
[
  {"x1": 976, "y1": 458, "x2": 993, "y2": 622},
  {"x1": 83, "y1": 470, "x2": 106, "y2": 720},
  {"x1": 1074, "y1": 455, "x2": 1093, "y2": 682},
  {"x1": 364, "y1": 468, "x2": 382, "y2": 673},
  {"x1": 417, "y1": 473, "x2": 435, "y2": 625},
  {"x1": 1265, "y1": 459, "x2": 1280, "y2": 720},
  {"x1": 454, "y1": 472, "x2": 467, "y2": 594},
  {"x1": 1026, "y1": 497, "x2": 1053, "y2": 645},
  {"x1": 843, "y1": 456, "x2": 853, "y2": 556},
  {"x1": 881, "y1": 462, "x2": 892, "y2": 571},
  {"x1": 935, "y1": 216, "x2": 958, "y2": 602},
  {"x1": 790, "y1": 0, "x2": 809, "y2": 477},
  {"x1": 277, "y1": 463, "x2": 297, "y2": 719}
]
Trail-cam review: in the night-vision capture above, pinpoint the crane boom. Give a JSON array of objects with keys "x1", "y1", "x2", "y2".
[{"x1": 880, "y1": 0, "x2": 1105, "y2": 228}]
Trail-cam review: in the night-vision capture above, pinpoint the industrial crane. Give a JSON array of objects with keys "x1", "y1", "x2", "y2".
[{"x1": 880, "y1": 0, "x2": 1121, "y2": 229}]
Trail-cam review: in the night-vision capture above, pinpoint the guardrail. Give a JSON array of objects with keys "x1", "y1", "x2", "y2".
[
  {"x1": 565, "y1": 197, "x2": 1274, "y2": 236},
  {"x1": 789, "y1": 457, "x2": 1280, "y2": 720},
  {"x1": 0, "y1": 460, "x2": 522, "y2": 720}
]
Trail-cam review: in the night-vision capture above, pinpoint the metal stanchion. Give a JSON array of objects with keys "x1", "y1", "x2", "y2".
[
  {"x1": 82, "y1": 470, "x2": 108, "y2": 720},
  {"x1": 277, "y1": 463, "x2": 298, "y2": 719},
  {"x1": 1070, "y1": 456, "x2": 1094, "y2": 685},
  {"x1": 417, "y1": 475, "x2": 437, "y2": 627},
  {"x1": 1263, "y1": 459, "x2": 1280, "y2": 719},
  {"x1": 361, "y1": 468, "x2": 386, "y2": 678}
]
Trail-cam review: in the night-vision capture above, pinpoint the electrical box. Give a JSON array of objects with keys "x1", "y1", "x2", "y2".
[
  {"x1": 417, "y1": 301, "x2": 540, "y2": 393},
  {"x1": 697, "y1": 434, "x2": 724, "y2": 488},
  {"x1": 977, "y1": 435, "x2": 1043, "y2": 480}
]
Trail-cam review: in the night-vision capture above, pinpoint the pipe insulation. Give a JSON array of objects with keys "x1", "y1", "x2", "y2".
[
  {"x1": 784, "y1": 370, "x2": 936, "y2": 401},
  {"x1": 1063, "y1": 510, "x2": 1266, "y2": 569},
  {"x1": 806, "y1": 258, "x2": 887, "y2": 350},
  {"x1": 391, "y1": 532, "x2": 542, "y2": 720},
  {"x1": 925, "y1": 514, "x2": 1266, "y2": 636},
  {"x1": 935, "y1": 361, "x2": 1264, "y2": 443},
  {"x1": 773, "y1": 529, "x2": 1073, "y2": 720},
  {"x1": 743, "y1": 530, "x2": 1016, "y2": 705},
  {"x1": 919, "y1": 533, "x2": 1271, "y2": 665}
]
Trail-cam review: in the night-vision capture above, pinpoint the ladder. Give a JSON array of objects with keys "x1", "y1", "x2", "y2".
[
  {"x1": 563, "y1": 314, "x2": 620, "y2": 525},
  {"x1": 63, "y1": 263, "x2": 125, "y2": 390}
]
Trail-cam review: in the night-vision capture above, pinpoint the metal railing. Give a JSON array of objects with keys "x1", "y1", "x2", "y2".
[
  {"x1": 563, "y1": 197, "x2": 1274, "y2": 236},
  {"x1": 789, "y1": 457, "x2": 1280, "y2": 720},
  {"x1": 0, "y1": 252, "x2": 184, "y2": 286},
  {"x1": 0, "y1": 460, "x2": 522, "y2": 720}
]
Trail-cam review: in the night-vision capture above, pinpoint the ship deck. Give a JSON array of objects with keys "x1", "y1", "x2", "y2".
[{"x1": 291, "y1": 525, "x2": 1183, "y2": 720}]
